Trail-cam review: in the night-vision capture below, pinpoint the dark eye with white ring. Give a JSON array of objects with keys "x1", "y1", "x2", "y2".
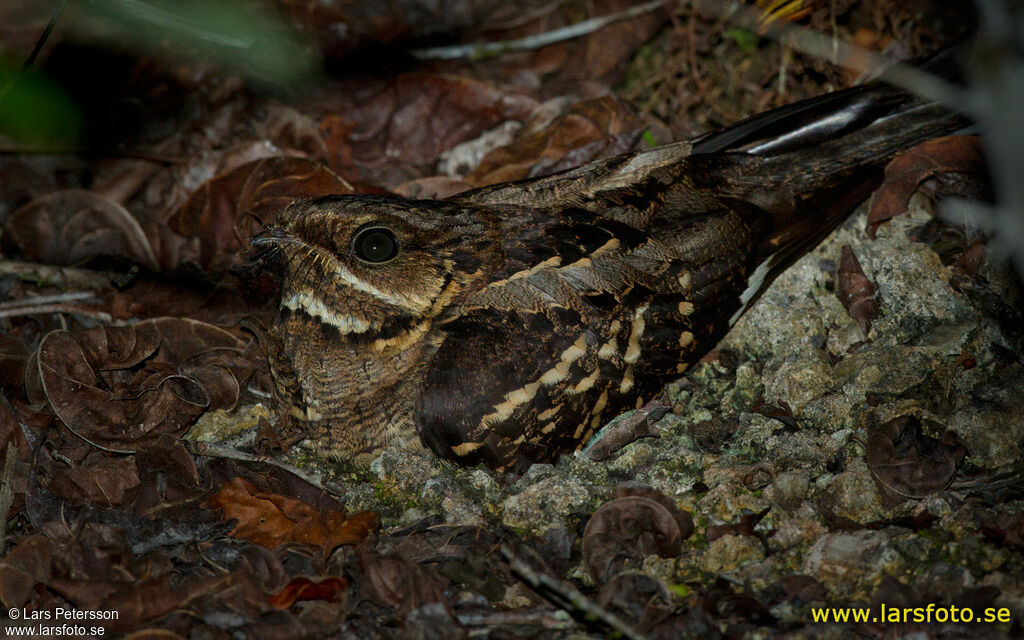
[{"x1": 353, "y1": 227, "x2": 399, "y2": 263}]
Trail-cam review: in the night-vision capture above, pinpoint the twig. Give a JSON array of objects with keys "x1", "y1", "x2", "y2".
[
  {"x1": 456, "y1": 610, "x2": 575, "y2": 629},
  {"x1": 0, "y1": 259, "x2": 114, "y2": 291},
  {"x1": 187, "y1": 440, "x2": 345, "y2": 496},
  {"x1": 777, "y1": 44, "x2": 790, "y2": 96},
  {"x1": 25, "y1": 0, "x2": 71, "y2": 69},
  {"x1": 500, "y1": 545, "x2": 652, "y2": 640},
  {"x1": 411, "y1": 0, "x2": 670, "y2": 60},
  {"x1": 0, "y1": 0, "x2": 70, "y2": 102},
  {"x1": 0, "y1": 443, "x2": 18, "y2": 553},
  {"x1": 0, "y1": 304, "x2": 112, "y2": 322},
  {"x1": 0, "y1": 291, "x2": 98, "y2": 307}
]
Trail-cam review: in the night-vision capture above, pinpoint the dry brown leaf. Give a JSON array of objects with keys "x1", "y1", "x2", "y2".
[
  {"x1": 837, "y1": 245, "x2": 878, "y2": 334},
  {"x1": 865, "y1": 415, "x2": 968, "y2": 502},
  {"x1": 171, "y1": 156, "x2": 354, "y2": 270},
  {"x1": 467, "y1": 96, "x2": 647, "y2": 186},
  {"x1": 596, "y1": 571, "x2": 673, "y2": 633},
  {"x1": 46, "y1": 455, "x2": 141, "y2": 508},
  {"x1": 319, "y1": 73, "x2": 538, "y2": 188},
  {"x1": 3, "y1": 189, "x2": 159, "y2": 270},
  {"x1": 27, "y1": 329, "x2": 205, "y2": 451},
  {"x1": 24, "y1": 318, "x2": 252, "y2": 452},
  {"x1": 357, "y1": 545, "x2": 449, "y2": 615},
  {"x1": 203, "y1": 477, "x2": 378, "y2": 554},
  {"x1": 99, "y1": 574, "x2": 238, "y2": 633},
  {"x1": 867, "y1": 135, "x2": 989, "y2": 238},
  {"x1": 0, "y1": 535, "x2": 53, "y2": 608},
  {"x1": 582, "y1": 494, "x2": 686, "y2": 586}
]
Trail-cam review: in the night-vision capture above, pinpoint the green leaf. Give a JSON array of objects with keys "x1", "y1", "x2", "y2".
[
  {"x1": 724, "y1": 28, "x2": 759, "y2": 54},
  {"x1": 668, "y1": 583, "x2": 692, "y2": 597},
  {"x1": 0, "y1": 59, "x2": 82, "y2": 149}
]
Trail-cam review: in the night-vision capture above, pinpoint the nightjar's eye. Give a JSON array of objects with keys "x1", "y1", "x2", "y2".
[{"x1": 353, "y1": 227, "x2": 399, "y2": 263}]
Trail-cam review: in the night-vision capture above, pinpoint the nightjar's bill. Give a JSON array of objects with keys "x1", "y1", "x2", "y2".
[{"x1": 256, "y1": 79, "x2": 966, "y2": 471}]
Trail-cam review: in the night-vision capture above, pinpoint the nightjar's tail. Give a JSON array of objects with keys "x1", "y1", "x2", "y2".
[{"x1": 684, "y1": 70, "x2": 969, "y2": 321}]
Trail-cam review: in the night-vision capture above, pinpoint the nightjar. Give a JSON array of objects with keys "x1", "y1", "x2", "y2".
[{"x1": 256, "y1": 78, "x2": 966, "y2": 471}]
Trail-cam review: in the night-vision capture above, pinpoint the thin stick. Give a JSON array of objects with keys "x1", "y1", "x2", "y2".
[
  {"x1": 0, "y1": 304, "x2": 112, "y2": 322},
  {"x1": 24, "y1": 0, "x2": 71, "y2": 69},
  {"x1": 0, "y1": 291, "x2": 97, "y2": 307},
  {"x1": 188, "y1": 440, "x2": 345, "y2": 497},
  {"x1": 0, "y1": 444, "x2": 18, "y2": 553},
  {"x1": 0, "y1": 260, "x2": 114, "y2": 291},
  {"x1": 411, "y1": 0, "x2": 670, "y2": 60},
  {"x1": 456, "y1": 610, "x2": 575, "y2": 629},
  {"x1": 501, "y1": 546, "x2": 651, "y2": 640}
]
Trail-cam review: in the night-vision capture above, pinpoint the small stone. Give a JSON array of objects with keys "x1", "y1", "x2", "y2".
[
  {"x1": 803, "y1": 530, "x2": 903, "y2": 597},
  {"x1": 765, "y1": 471, "x2": 810, "y2": 513},
  {"x1": 764, "y1": 353, "x2": 834, "y2": 411},
  {"x1": 501, "y1": 475, "x2": 600, "y2": 536},
  {"x1": 700, "y1": 534, "x2": 765, "y2": 573}
]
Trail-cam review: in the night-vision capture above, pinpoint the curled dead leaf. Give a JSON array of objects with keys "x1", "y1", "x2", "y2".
[
  {"x1": 0, "y1": 535, "x2": 53, "y2": 608},
  {"x1": 24, "y1": 318, "x2": 253, "y2": 452},
  {"x1": 26, "y1": 325, "x2": 199, "y2": 451},
  {"x1": 865, "y1": 415, "x2": 968, "y2": 502},
  {"x1": 596, "y1": 571, "x2": 673, "y2": 632},
  {"x1": 3, "y1": 189, "x2": 159, "y2": 270},
  {"x1": 357, "y1": 545, "x2": 449, "y2": 615},
  {"x1": 320, "y1": 74, "x2": 538, "y2": 188},
  {"x1": 45, "y1": 454, "x2": 141, "y2": 508},
  {"x1": 703, "y1": 578, "x2": 774, "y2": 624},
  {"x1": 582, "y1": 494, "x2": 686, "y2": 586},
  {"x1": 837, "y1": 245, "x2": 878, "y2": 334}
]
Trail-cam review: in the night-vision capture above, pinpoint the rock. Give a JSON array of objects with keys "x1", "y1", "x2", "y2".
[
  {"x1": 803, "y1": 530, "x2": 903, "y2": 598},
  {"x1": 500, "y1": 475, "x2": 605, "y2": 536},
  {"x1": 700, "y1": 534, "x2": 765, "y2": 573}
]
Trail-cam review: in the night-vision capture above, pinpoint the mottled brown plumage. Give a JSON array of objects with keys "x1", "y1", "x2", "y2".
[{"x1": 256, "y1": 81, "x2": 965, "y2": 470}]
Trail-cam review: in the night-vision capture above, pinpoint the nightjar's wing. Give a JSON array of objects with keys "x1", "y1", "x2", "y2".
[
  {"x1": 415, "y1": 195, "x2": 763, "y2": 470},
  {"x1": 417, "y1": 76, "x2": 966, "y2": 469}
]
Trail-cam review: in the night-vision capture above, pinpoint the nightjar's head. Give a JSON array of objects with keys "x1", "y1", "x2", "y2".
[{"x1": 254, "y1": 194, "x2": 496, "y2": 342}]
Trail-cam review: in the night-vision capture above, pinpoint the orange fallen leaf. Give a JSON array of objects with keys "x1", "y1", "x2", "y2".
[
  {"x1": 268, "y1": 576, "x2": 347, "y2": 609},
  {"x1": 203, "y1": 477, "x2": 378, "y2": 554}
]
